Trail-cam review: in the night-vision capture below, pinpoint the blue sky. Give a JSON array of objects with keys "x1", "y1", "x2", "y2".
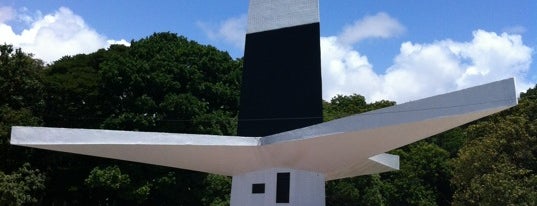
[{"x1": 1, "y1": 0, "x2": 535, "y2": 102}]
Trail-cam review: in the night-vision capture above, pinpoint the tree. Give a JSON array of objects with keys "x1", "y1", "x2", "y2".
[
  {"x1": 98, "y1": 33, "x2": 241, "y2": 134},
  {"x1": 323, "y1": 94, "x2": 394, "y2": 121},
  {"x1": 201, "y1": 174, "x2": 231, "y2": 206},
  {"x1": 0, "y1": 45, "x2": 44, "y2": 163},
  {"x1": 382, "y1": 142, "x2": 452, "y2": 205},
  {"x1": 0, "y1": 44, "x2": 44, "y2": 112},
  {"x1": 34, "y1": 33, "x2": 243, "y2": 205},
  {"x1": 42, "y1": 50, "x2": 108, "y2": 129},
  {"x1": 0, "y1": 106, "x2": 42, "y2": 171},
  {"x1": 0, "y1": 163, "x2": 45, "y2": 206},
  {"x1": 326, "y1": 175, "x2": 387, "y2": 206},
  {"x1": 451, "y1": 86, "x2": 537, "y2": 205},
  {"x1": 0, "y1": 45, "x2": 45, "y2": 205},
  {"x1": 84, "y1": 165, "x2": 152, "y2": 205}
]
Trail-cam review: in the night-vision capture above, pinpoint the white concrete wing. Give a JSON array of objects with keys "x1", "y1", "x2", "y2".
[
  {"x1": 259, "y1": 78, "x2": 517, "y2": 179},
  {"x1": 11, "y1": 127, "x2": 261, "y2": 176},
  {"x1": 11, "y1": 78, "x2": 517, "y2": 180}
]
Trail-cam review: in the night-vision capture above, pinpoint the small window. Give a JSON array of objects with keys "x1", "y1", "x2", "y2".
[
  {"x1": 276, "y1": 172, "x2": 290, "y2": 203},
  {"x1": 252, "y1": 183, "x2": 265, "y2": 194}
]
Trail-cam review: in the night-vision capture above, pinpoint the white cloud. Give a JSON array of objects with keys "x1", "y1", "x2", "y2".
[
  {"x1": 323, "y1": 29, "x2": 534, "y2": 103},
  {"x1": 320, "y1": 36, "x2": 382, "y2": 101},
  {"x1": 338, "y1": 12, "x2": 405, "y2": 45},
  {"x1": 107, "y1": 39, "x2": 131, "y2": 46},
  {"x1": 198, "y1": 15, "x2": 247, "y2": 50},
  {"x1": 0, "y1": 7, "x2": 129, "y2": 63},
  {"x1": 502, "y1": 25, "x2": 526, "y2": 34},
  {"x1": 0, "y1": 6, "x2": 16, "y2": 23}
]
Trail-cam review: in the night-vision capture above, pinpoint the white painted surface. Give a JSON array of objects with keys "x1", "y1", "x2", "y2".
[
  {"x1": 230, "y1": 168, "x2": 325, "y2": 206},
  {"x1": 11, "y1": 78, "x2": 517, "y2": 180},
  {"x1": 247, "y1": 0, "x2": 319, "y2": 34},
  {"x1": 262, "y1": 78, "x2": 517, "y2": 144},
  {"x1": 10, "y1": 127, "x2": 259, "y2": 146}
]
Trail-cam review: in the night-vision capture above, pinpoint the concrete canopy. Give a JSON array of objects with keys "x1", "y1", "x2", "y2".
[{"x1": 11, "y1": 78, "x2": 517, "y2": 180}]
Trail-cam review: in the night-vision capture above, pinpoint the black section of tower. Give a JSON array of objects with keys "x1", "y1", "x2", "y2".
[{"x1": 238, "y1": 22, "x2": 323, "y2": 137}]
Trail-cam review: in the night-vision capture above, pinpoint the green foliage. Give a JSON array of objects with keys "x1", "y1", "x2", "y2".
[
  {"x1": 0, "y1": 43, "x2": 43, "y2": 179},
  {"x1": 326, "y1": 175, "x2": 387, "y2": 206},
  {"x1": 201, "y1": 174, "x2": 231, "y2": 206},
  {"x1": 0, "y1": 44, "x2": 44, "y2": 111},
  {"x1": 323, "y1": 94, "x2": 395, "y2": 121},
  {"x1": 0, "y1": 44, "x2": 44, "y2": 142},
  {"x1": 98, "y1": 33, "x2": 241, "y2": 135},
  {"x1": 427, "y1": 128, "x2": 467, "y2": 157},
  {"x1": 383, "y1": 142, "x2": 452, "y2": 205},
  {"x1": 0, "y1": 163, "x2": 45, "y2": 206},
  {"x1": 0, "y1": 106, "x2": 42, "y2": 172},
  {"x1": 85, "y1": 166, "x2": 131, "y2": 191},
  {"x1": 0, "y1": 45, "x2": 45, "y2": 206},
  {"x1": 451, "y1": 96, "x2": 537, "y2": 206},
  {"x1": 84, "y1": 165, "x2": 152, "y2": 205},
  {"x1": 42, "y1": 51, "x2": 105, "y2": 128},
  {"x1": 145, "y1": 170, "x2": 206, "y2": 205},
  {"x1": 326, "y1": 179, "x2": 360, "y2": 205}
]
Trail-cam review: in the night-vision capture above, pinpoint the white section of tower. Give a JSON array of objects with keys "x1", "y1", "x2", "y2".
[
  {"x1": 230, "y1": 169, "x2": 325, "y2": 206},
  {"x1": 247, "y1": 0, "x2": 319, "y2": 34}
]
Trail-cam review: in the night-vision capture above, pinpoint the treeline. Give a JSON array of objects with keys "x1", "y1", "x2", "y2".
[{"x1": 1, "y1": 32, "x2": 536, "y2": 205}]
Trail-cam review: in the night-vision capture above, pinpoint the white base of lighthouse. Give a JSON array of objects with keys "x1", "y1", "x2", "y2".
[{"x1": 230, "y1": 168, "x2": 325, "y2": 206}]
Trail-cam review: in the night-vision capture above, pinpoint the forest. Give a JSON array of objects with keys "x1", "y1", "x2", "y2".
[{"x1": 1, "y1": 32, "x2": 536, "y2": 205}]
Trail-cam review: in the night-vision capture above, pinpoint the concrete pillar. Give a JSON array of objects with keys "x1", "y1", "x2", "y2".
[{"x1": 230, "y1": 168, "x2": 325, "y2": 206}]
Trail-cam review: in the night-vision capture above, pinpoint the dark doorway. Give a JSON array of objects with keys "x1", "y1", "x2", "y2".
[{"x1": 276, "y1": 172, "x2": 290, "y2": 203}]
